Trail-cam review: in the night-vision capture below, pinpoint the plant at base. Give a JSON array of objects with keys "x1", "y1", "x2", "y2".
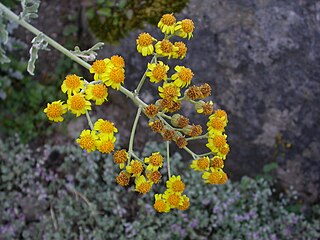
[{"x1": 0, "y1": 4, "x2": 231, "y2": 213}]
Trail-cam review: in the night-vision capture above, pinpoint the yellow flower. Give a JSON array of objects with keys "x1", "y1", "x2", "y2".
[
  {"x1": 172, "y1": 42, "x2": 187, "y2": 59},
  {"x1": 175, "y1": 19, "x2": 195, "y2": 39},
  {"x1": 163, "y1": 190, "x2": 183, "y2": 209},
  {"x1": 113, "y1": 149, "x2": 128, "y2": 169},
  {"x1": 202, "y1": 168, "x2": 227, "y2": 184},
  {"x1": 90, "y1": 59, "x2": 109, "y2": 81},
  {"x1": 136, "y1": 32, "x2": 156, "y2": 56},
  {"x1": 96, "y1": 135, "x2": 116, "y2": 154},
  {"x1": 155, "y1": 39, "x2": 178, "y2": 59},
  {"x1": 171, "y1": 66, "x2": 193, "y2": 88},
  {"x1": 116, "y1": 171, "x2": 130, "y2": 187},
  {"x1": 206, "y1": 134, "x2": 228, "y2": 153},
  {"x1": 153, "y1": 194, "x2": 170, "y2": 213},
  {"x1": 61, "y1": 74, "x2": 84, "y2": 96},
  {"x1": 135, "y1": 175, "x2": 152, "y2": 194},
  {"x1": 144, "y1": 152, "x2": 164, "y2": 171},
  {"x1": 177, "y1": 195, "x2": 190, "y2": 211},
  {"x1": 158, "y1": 82, "x2": 181, "y2": 101},
  {"x1": 103, "y1": 67, "x2": 125, "y2": 90},
  {"x1": 126, "y1": 160, "x2": 144, "y2": 177},
  {"x1": 146, "y1": 170, "x2": 162, "y2": 184},
  {"x1": 110, "y1": 55, "x2": 125, "y2": 68},
  {"x1": 190, "y1": 157, "x2": 210, "y2": 171},
  {"x1": 146, "y1": 61, "x2": 169, "y2": 83},
  {"x1": 158, "y1": 13, "x2": 176, "y2": 35},
  {"x1": 44, "y1": 100, "x2": 67, "y2": 122},
  {"x1": 85, "y1": 84, "x2": 108, "y2": 105},
  {"x1": 207, "y1": 110, "x2": 228, "y2": 135},
  {"x1": 93, "y1": 119, "x2": 118, "y2": 139},
  {"x1": 216, "y1": 143, "x2": 230, "y2": 160},
  {"x1": 166, "y1": 175, "x2": 185, "y2": 193},
  {"x1": 67, "y1": 93, "x2": 91, "y2": 117},
  {"x1": 76, "y1": 129, "x2": 98, "y2": 153}
]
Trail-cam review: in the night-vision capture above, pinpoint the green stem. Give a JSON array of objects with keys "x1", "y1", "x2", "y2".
[
  {"x1": 183, "y1": 146, "x2": 198, "y2": 159},
  {"x1": 128, "y1": 107, "x2": 142, "y2": 162},
  {"x1": 134, "y1": 55, "x2": 156, "y2": 95},
  {"x1": 186, "y1": 133, "x2": 209, "y2": 141},
  {"x1": 166, "y1": 141, "x2": 171, "y2": 178},
  {"x1": 0, "y1": 3, "x2": 91, "y2": 71},
  {"x1": 85, "y1": 111, "x2": 93, "y2": 130},
  {"x1": 197, "y1": 152, "x2": 213, "y2": 158}
]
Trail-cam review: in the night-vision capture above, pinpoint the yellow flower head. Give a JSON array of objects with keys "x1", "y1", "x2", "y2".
[
  {"x1": 110, "y1": 55, "x2": 125, "y2": 68},
  {"x1": 178, "y1": 195, "x2": 190, "y2": 211},
  {"x1": 146, "y1": 61, "x2": 169, "y2": 83},
  {"x1": 158, "y1": 13, "x2": 176, "y2": 35},
  {"x1": 166, "y1": 175, "x2": 185, "y2": 193},
  {"x1": 126, "y1": 160, "x2": 144, "y2": 177},
  {"x1": 61, "y1": 74, "x2": 84, "y2": 96},
  {"x1": 155, "y1": 39, "x2": 178, "y2": 59},
  {"x1": 190, "y1": 156, "x2": 210, "y2": 171},
  {"x1": 96, "y1": 135, "x2": 116, "y2": 154},
  {"x1": 207, "y1": 116, "x2": 227, "y2": 135},
  {"x1": 113, "y1": 149, "x2": 128, "y2": 169},
  {"x1": 216, "y1": 143, "x2": 230, "y2": 160},
  {"x1": 158, "y1": 82, "x2": 181, "y2": 101},
  {"x1": 163, "y1": 190, "x2": 183, "y2": 208},
  {"x1": 90, "y1": 59, "x2": 109, "y2": 81},
  {"x1": 172, "y1": 66, "x2": 194, "y2": 88},
  {"x1": 172, "y1": 41, "x2": 187, "y2": 59},
  {"x1": 146, "y1": 170, "x2": 162, "y2": 184},
  {"x1": 211, "y1": 156, "x2": 224, "y2": 169},
  {"x1": 116, "y1": 171, "x2": 131, "y2": 187},
  {"x1": 144, "y1": 152, "x2": 164, "y2": 171},
  {"x1": 76, "y1": 129, "x2": 98, "y2": 153},
  {"x1": 135, "y1": 175, "x2": 152, "y2": 194},
  {"x1": 154, "y1": 194, "x2": 170, "y2": 213},
  {"x1": 175, "y1": 19, "x2": 195, "y2": 39},
  {"x1": 103, "y1": 67, "x2": 125, "y2": 90},
  {"x1": 93, "y1": 119, "x2": 118, "y2": 139},
  {"x1": 85, "y1": 83, "x2": 108, "y2": 105},
  {"x1": 67, "y1": 93, "x2": 91, "y2": 117},
  {"x1": 44, "y1": 100, "x2": 67, "y2": 122},
  {"x1": 136, "y1": 32, "x2": 156, "y2": 56},
  {"x1": 206, "y1": 134, "x2": 228, "y2": 153},
  {"x1": 202, "y1": 168, "x2": 227, "y2": 184}
]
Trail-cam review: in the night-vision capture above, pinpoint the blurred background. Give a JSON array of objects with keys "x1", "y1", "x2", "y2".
[{"x1": 0, "y1": 0, "x2": 319, "y2": 239}]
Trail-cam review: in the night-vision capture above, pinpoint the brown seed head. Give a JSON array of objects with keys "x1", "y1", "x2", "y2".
[
  {"x1": 200, "y1": 83, "x2": 212, "y2": 98},
  {"x1": 145, "y1": 104, "x2": 159, "y2": 118},
  {"x1": 185, "y1": 85, "x2": 203, "y2": 100},
  {"x1": 162, "y1": 129, "x2": 175, "y2": 141},
  {"x1": 149, "y1": 120, "x2": 164, "y2": 133}
]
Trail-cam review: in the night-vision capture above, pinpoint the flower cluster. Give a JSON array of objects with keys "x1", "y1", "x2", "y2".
[
  {"x1": 154, "y1": 175, "x2": 190, "y2": 213},
  {"x1": 44, "y1": 13, "x2": 230, "y2": 213},
  {"x1": 44, "y1": 56, "x2": 124, "y2": 153}
]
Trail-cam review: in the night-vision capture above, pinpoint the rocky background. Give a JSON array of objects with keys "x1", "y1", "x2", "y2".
[{"x1": 12, "y1": 0, "x2": 320, "y2": 203}]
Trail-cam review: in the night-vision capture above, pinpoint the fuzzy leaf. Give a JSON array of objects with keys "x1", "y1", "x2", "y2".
[
  {"x1": 70, "y1": 42, "x2": 104, "y2": 62},
  {"x1": 27, "y1": 33, "x2": 49, "y2": 75},
  {"x1": 0, "y1": 9, "x2": 10, "y2": 64},
  {"x1": 20, "y1": 0, "x2": 40, "y2": 22}
]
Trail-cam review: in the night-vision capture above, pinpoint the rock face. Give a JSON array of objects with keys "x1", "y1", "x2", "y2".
[{"x1": 101, "y1": 0, "x2": 320, "y2": 203}]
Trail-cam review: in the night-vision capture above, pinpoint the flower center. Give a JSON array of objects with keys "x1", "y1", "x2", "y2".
[
  {"x1": 111, "y1": 55, "x2": 125, "y2": 68},
  {"x1": 220, "y1": 145, "x2": 230, "y2": 155},
  {"x1": 172, "y1": 180, "x2": 185, "y2": 192},
  {"x1": 47, "y1": 104, "x2": 63, "y2": 118},
  {"x1": 211, "y1": 157, "x2": 224, "y2": 168},
  {"x1": 213, "y1": 135, "x2": 226, "y2": 148},
  {"x1": 160, "y1": 40, "x2": 173, "y2": 53},
  {"x1": 163, "y1": 85, "x2": 178, "y2": 98},
  {"x1": 215, "y1": 109, "x2": 227, "y2": 119},
  {"x1": 99, "y1": 121, "x2": 114, "y2": 134},
  {"x1": 116, "y1": 172, "x2": 130, "y2": 186},
  {"x1": 137, "y1": 33, "x2": 153, "y2": 47},
  {"x1": 181, "y1": 19, "x2": 194, "y2": 33},
  {"x1": 79, "y1": 135, "x2": 95, "y2": 149},
  {"x1": 70, "y1": 95, "x2": 86, "y2": 110},
  {"x1": 208, "y1": 171, "x2": 221, "y2": 184},
  {"x1": 161, "y1": 14, "x2": 176, "y2": 26},
  {"x1": 65, "y1": 74, "x2": 81, "y2": 89},
  {"x1": 210, "y1": 118, "x2": 224, "y2": 130},
  {"x1": 109, "y1": 68, "x2": 125, "y2": 83},
  {"x1": 92, "y1": 60, "x2": 107, "y2": 74},
  {"x1": 154, "y1": 200, "x2": 166, "y2": 212},
  {"x1": 149, "y1": 154, "x2": 163, "y2": 166},
  {"x1": 92, "y1": 84, "x2": 107, "y2": 98},
  {"x1": 132, "y1": 161, "x2": 143, "y2": 175},
  {"x1": 167, "y1": 194, "x2": 180, "y2": 207},
  {"x1": 197, "y1": 157, "x2": 210, "y2": 170},
  {"x1": 175, "y1": 42, "x2": 187, "y2": 57},
  {"x1": 178, "y1": 67, "x2": 193, "y2": 83},
  {"x1": 114, "y1": 150, "x2": 128, "y2": 164},
  {"x1": 137, "y1": 182, "x2": 151, "y2": 194},
  {"x1": 148, "y1": 171, "x2": 161, "y2": 183},
  {"x1": 152, "y1": 64, "x2": 167, "y2": 80},
  {"x1": 99, "y1": 140, "x2": 114, "y2": 153}
]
